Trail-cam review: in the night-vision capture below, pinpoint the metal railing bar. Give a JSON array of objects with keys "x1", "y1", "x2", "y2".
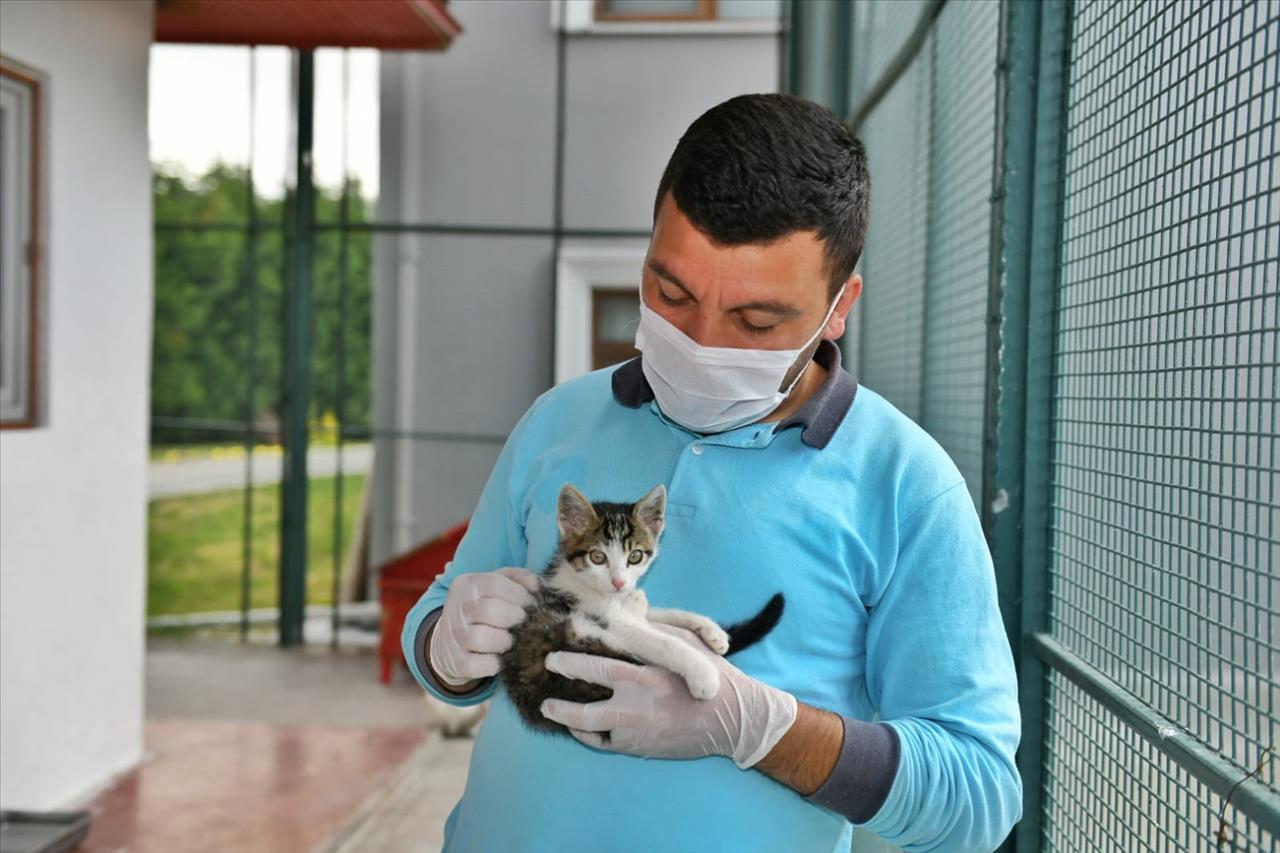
[
  {"x1": 1032, "y1": 632, "x2": 1280, "y2": 838},
  {"x1": 313, "y1": 221, "x2": 651, "y2": 239},
  {"x1": 154, "y1": 221, "x2": 653, "y2": 240},
  {"x1": 338, "y1": 427, "x2": 508, "y2": 445},
  {"x1": 152, "y1": 416, "x2": 281, "y2": 437},
  {"x1": 846, "y1": 0, "x2": 947, "y2": 133},
  {"x1": 153, "y1": 221, "x2": 275, "y2": 231},
  {"x1": 149, "y1": 418, "x2": 510, "y2": 447}
]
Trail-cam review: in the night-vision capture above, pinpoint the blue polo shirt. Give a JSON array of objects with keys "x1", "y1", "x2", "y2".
[{"x1": 402, "y1": 342, "x2": 1022, "y2": 853}]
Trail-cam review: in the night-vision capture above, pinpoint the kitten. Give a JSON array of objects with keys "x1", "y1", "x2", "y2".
[{"x1": 499, "y1": 483, "x2": 784, "y2": 737}]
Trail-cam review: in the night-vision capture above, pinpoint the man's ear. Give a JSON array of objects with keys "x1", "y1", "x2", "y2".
[
  {"x1": 824, "y1": 273, "x2": 862, "y2": 341},
  {"x1": 633, "y1": 484, "x2": 666, "y2": 537},
  {"x1": 558, "y1": 484, "x2": 598, "y2": 537}
]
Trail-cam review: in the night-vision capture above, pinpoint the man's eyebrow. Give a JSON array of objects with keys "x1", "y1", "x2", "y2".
[
  {"x1": 647, "y1": 259, "x2": 693, "y2": 296},
  {"x1": 730, "y1": 299, "x2": 803, "y2": 318},
  {"x1": 649, "y1": 258, "x2": 803, "y2": 317}
]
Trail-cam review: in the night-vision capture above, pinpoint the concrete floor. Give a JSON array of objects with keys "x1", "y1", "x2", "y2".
[
  {"x1": 66, "y1": 633, "x2": 475, "y2": 853},
  {"x1": 74, "y1": 718, "x2": 428, "y2": 853},
  {"x1": 145, "y1": 633, "x2": 428, "y2": 728},
  {"x1": 323, "y1": 736, "x2": 475, "y2": 853}
]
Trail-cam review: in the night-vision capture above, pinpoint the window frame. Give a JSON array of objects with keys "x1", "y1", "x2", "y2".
[
  {"x1": 554, "y1": 242, "x2": 647, "y2": 383},
  {"x1": 0, "y1": 57, "x2": 43, "y2": 430},
  {"x1": 590, "y1": 288, "x2": 641, "y2": 371},
  {"x1": 593, "y1": 0, "x2": 717, "y2": 22}
]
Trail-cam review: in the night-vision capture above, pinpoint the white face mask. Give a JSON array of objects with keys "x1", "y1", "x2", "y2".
[{"x1": 634, "y1": 284, "x2": 845, "y2": 434}]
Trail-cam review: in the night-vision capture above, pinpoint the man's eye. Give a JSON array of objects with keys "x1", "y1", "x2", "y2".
[
  {"x1": 657, "y1": 288, "x2": 690, "y2": 307},
  {"x1": 628, "y1": 550, "x2": 644, "y2": 565},
  {"x1": 741, "y1": 320, "x2": 776, "y2": 336},
  {"x1": 589, "y1": 550, "x2": 607, "y2": 565}
]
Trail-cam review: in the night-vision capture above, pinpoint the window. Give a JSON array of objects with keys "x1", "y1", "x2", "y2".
[
  {"x1": 554, "y1": 243, "x2": 646, "y2": 383},
  {"x1": 557, "y1": 0, "x2": 780, "y2": 31},
  {"x1": 592, "y1": 289, "x2": 640, "y2": 370},
  {"x1": 595, "y1": 0, "x2": 717, "y2": 22},
  {"x1": 0, "y1": 58, "x2": 41, "y2": 429}
]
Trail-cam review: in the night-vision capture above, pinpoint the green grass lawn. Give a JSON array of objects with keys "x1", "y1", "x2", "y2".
[{"x1": 148, "y1": 474, "x2": 366, "y2": 616}]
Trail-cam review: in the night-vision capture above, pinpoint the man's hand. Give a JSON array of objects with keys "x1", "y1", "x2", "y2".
[
  {"x1": 539, "y1": 625, "x2": 797, "y2": 769},
  {"x1": 429, "y1": 568, "x2": 540, "y2": 688}
]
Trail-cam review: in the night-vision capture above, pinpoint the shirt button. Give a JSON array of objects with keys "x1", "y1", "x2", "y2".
[{"x1": 691, "y1": 444, "x2": 703, "y2": 456}]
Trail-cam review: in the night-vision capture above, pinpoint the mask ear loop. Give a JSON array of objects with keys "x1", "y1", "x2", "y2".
[{"x1": 776, "y1": 284, "x2": 847, "y2": 393}]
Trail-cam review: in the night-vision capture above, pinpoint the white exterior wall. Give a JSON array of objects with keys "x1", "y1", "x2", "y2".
[
  {"x1": 0, "y1": 0, "x2": 154, "y2": 810},
  {"x1": 373, "y1": 0, "x2": 780, "y2": 568}
]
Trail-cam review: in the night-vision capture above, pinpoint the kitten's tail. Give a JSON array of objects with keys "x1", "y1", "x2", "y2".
[{"x1": 723, "y1": 593, "x2": 785, "y2": 655}]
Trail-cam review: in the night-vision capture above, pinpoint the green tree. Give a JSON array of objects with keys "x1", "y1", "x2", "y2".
[{"x1": 151, "y1": 164, "x2": 372, "y2": 445}]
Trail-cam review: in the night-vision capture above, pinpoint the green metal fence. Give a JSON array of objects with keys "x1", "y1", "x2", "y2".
[
  {"x1": 149, "y1": 47, "x2": 373, "y2": 646},
  {"x1": 787, "y1": 0, "x2": 1279, "y2": 849},
  {"x1": 147, "y1": 33, "x2": 639, "y2": 650}
]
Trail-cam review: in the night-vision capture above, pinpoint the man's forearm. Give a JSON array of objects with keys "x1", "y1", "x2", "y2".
[
  {"x1": 754, "y1": 701, "x2": 843, "y2": 794},
  {"x1": 756, "y1": 697, "x2": 902, "y2": 825}
]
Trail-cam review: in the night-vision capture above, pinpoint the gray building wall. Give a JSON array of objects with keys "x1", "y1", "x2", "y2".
[{"x1": 372, "y1": 0, "x2": 780, "y2": 567}]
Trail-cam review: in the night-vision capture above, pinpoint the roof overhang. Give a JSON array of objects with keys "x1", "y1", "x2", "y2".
[{"x1": 155, "y1": 0, "x2": 462, "y2": 50}]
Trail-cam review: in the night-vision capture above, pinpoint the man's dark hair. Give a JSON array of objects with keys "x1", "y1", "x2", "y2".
[{"x1": 654, "y1": 93, "x2": 870, "y2": 298}]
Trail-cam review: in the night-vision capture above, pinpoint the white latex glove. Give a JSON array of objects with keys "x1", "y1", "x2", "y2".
[
  {"x1": 539, "y1": 625, "x2": 798, "y2": 769},
  {"x1": 428, "y1": 567, "x2": 540, "y2": 687}
]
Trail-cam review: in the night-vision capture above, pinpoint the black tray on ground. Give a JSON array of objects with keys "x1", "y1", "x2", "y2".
[{"x1": 0, "y1": 811, "x2": 91, "y2": 853}]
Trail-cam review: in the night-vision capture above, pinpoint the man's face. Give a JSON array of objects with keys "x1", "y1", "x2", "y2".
[{"x1": 642, "y1": 193, "x2": 861, "y2": 352}]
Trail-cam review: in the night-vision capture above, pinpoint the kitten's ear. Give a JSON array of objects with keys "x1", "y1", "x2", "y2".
[
  {"x1": 557, "y1": 484, "x2": 598, "y2": 537},
  {"x1": 633, "y1": 484, "x2": 666, "y2": 537}
]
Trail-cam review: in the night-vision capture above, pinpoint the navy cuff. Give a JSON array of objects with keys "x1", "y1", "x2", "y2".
[
  {"x1": 805, "y1": 716, "x2": 900, "y2": 823},
  {"x1": 412, "y1": 606, "x2": 495, "y2": 700}
]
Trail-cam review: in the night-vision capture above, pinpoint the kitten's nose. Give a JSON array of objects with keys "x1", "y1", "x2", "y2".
[{"x1": 611, "y1": 578, "x2": 626, "y2": 591}]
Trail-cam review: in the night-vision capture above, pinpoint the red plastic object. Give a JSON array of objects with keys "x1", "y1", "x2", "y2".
[{"x1": 378, "y1": 521, "x2": 469, "y2": 684}]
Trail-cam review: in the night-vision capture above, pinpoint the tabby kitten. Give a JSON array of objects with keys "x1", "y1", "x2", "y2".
[{"x1": 500, "y1": 483, "x2": 784, "y2": 736}]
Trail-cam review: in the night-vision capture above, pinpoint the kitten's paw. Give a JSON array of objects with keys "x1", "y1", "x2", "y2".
[
  {"x1": 697, "y1": 624, "x2": 731, "y2": 656},
  {"x1": 685, "y1": 662, "x2": 722, "y2": 700}
]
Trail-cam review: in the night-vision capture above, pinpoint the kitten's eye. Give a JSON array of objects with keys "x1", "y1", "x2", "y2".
[
  {"x1": 628, "y1": 550, "x2": 644, "y2": 565},
  {"x1": 589, "y1": 550, "x2": 607, "y2": 565}
]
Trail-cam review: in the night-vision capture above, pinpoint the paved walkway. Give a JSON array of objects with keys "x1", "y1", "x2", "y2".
[
  {"x1": 73, "y1": 719, "x2": 426, "y2": 853},
  {"x1": 324, "y1": 736, "x2": 475, "y2": 853},
  {"x1": 148, "y1": 443, "x2": 373, "y2": 499},
  {"x1": 66, "y1": 635, "x2": 478, "y2": 853},
  {"x1": 144, "y1": 632, "x2": 423, "y2": 728}
]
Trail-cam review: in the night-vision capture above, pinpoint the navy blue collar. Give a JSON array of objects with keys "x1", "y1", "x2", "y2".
[{"x1": 610, "y1": 339, "x2": 857, "y2": 450}]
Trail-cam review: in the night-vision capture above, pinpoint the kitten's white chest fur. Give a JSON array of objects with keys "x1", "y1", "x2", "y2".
[{"x1": 550, "y1": 572, "x2": 730, "y2": 699}]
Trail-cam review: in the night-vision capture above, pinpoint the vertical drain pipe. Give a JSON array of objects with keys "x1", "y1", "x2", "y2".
[{"x1": 393, "y1": 54, "x2": 422, "y2": 555}]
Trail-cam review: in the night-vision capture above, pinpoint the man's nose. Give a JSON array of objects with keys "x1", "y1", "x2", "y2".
[
  {"x1": 612, "y1": 577, "x2": 626, "y2": 591},
  {"x1": 684, "y1": 311, "x2": 721, "y2": 347}
]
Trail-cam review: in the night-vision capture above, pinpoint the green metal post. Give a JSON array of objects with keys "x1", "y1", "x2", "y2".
[
  {"x1": 831, "y1": 0, "x2": 852, "y2": 116},
  {"x1": 280, "y1": 48, "x2": 315, "y2": 648},
  {"x1": 783, "y1": 0, "x2": 802, "y2": 96},
  {"x1": 988, "y1": 0, "x2": 1071, "y2": 848},
  {"x1": 241, "y1": 48, "x2": 261, "y2": 644},
  {"x1": 331, "y1": 50, "x2": 351, "y2": 649}
]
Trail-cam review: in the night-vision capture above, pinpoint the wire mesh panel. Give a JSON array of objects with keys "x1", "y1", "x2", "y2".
[
  {"x1": 920, "y1": 0, "x2": 1000, "y2": 506},
  {"x1": 1043, "y1": 670, "x2": 1275, "y2": 851},
  {"x1": 854, "y1": 0, "x2": 999, "y2": 506},
  {"x1": 850, "y1": 0, "x2": 934, "y2": 107},
  {"x1": 857, "y1": 49, "x2": 931, "y2": 424},
  {"x1": 1047, "y1": 0, "x2": 1280, "y2": 845}
]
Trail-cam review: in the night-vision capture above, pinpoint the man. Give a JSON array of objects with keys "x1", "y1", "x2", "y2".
[{"x1": 402, "y1": 94, "x2": 1022, "y2": 852}]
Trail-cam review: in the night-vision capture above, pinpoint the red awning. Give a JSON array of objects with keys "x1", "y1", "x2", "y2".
[{"x1": 155, "y1": 0, "x2": 462, "y2": 50}]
